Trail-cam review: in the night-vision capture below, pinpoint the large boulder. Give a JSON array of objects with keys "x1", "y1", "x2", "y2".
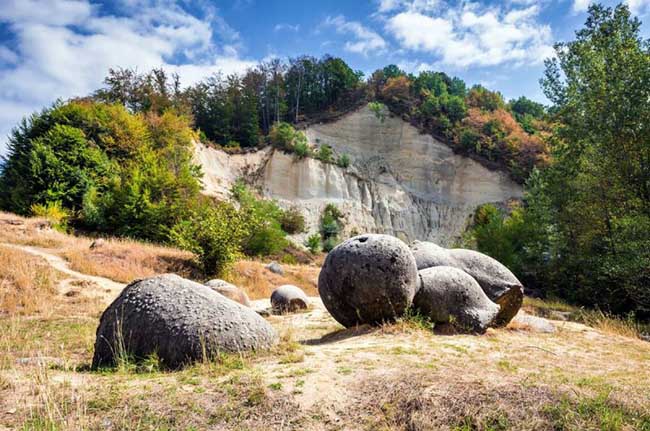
[
  {"x1": 92, "y1": 274, "x2": 277, "y2": 369},
  {"x1": 410, "y1": 241, "x2": 523, "y2": 326},
  {"x1": 318, "y1": 234, "x2": 418, "y2": 327},
  {"x1": 271, "y1": 285, "x2": 309, "y2": 313},
  {"x1": 205, "y1": 279, "x2": 252, "y2": 307},
  {"x1": 414, "y1": 266, "x2": 500, "y2": 333}
]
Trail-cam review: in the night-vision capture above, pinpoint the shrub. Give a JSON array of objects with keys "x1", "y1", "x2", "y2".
[
  {"x1": 319, "y1": 203, "x2": 344, "y2": 252},
  {"x1": 169, "y1": 202, "x2": 247, "y2": 276},
  {"x1": 30, "y1": 201, "x2": 70, "y2": 232},
  {"x1": 336, "y1": 153, "x2": 351, "y2": 168},
  {"x1": 269, "y1": 122, "x2": 297, "y2": 150},
  {"x1": 322, "y1": 236, "x2": 340, "y2": 252},
  {"x1": 368, "y1": 102, "x2": 386, "y2": 122},
  {"x1": 305, "y1": 234, "x2": 321, "y2": 254},
  {"x1": 293, "y1": 135, "x2": 311, "y2": 158},
  {"x1": 232, "y1": 183, "x2": 288, "y2": 256},
  {"x1": 317, "y1": 145, "x2": 333, "y2": 163},
  {"x1": 280, "y1": 207, "x2": 306, "y2": 234}
]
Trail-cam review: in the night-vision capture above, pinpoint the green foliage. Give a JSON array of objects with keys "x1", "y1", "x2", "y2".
[
  {"x1": 336, "y1": 153, "x2": 351, "y2": 169},
  {"x1": 368, "y1": 101, "x2": 386, "y2": 122},
  {"x1": 529, "y1": 3, "x2": 650, "y2": 317},
  {"x1": 231, "y1": 182, "x2": 288, "y2": 256},
  {"x1": 170, "y1": 202, "x2": 247, "y2": 276},
  {"x1": 269, "y1": 122, "x2": 297, "y2": 150},
  {"x1": 316, "y1": 145, "x2": 333, "y2": 163},
  {"x1": 30, "y1": 201, "x2": 70, "y2": 232},
  {"x1": 280, "y1": 207, "x2": 306, "y2": 234},
  {"x1": 305, "y1": 233, "x2": 321, "y2": 254},
  {"x1": 292, "y1": 132, "x2": 311, "y2": 158},
  {"x1": 467, "y1": 85, "x2": 505, "y2": 111},
  {"x1": 319, "y1": 203, "x2": 344, "y2": 252}
]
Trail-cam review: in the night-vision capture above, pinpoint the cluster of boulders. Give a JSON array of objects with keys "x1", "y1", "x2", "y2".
[
  {"x1": 91, "y1": 234, "x2": 521, "y2": 368},
  {"x1": 318, "y1": 234, "x2": 523, "y2": 333},
  {"x1": 92, "y1": 272, "x2": 312, "y2": 369}
]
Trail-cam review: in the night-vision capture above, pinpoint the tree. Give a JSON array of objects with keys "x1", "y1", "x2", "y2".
[{"x1": 532, "y1": 3, "x2": 650, "y2": 316}]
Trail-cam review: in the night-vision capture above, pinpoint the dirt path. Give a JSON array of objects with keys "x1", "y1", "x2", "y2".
[{"x1": 1, "y1": 242, "x2": 125, "y2": 303}]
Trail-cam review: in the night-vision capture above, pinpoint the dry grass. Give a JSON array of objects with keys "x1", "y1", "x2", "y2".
[
  {"x1": 524, "y1": 296, "x2": 647, "y2": 340},
  {"x1": 0, "y1": 245, "x2": 60, "y2": 316},
  {"x1": 0, "y1": 211, "x2": 198, "y2": 285},
  {"x1": 61, "y1": 238, "x2": 199, "y2": 284},
  {"x1": 225, "y1": 259, "x2": 320, "y2": 300}
]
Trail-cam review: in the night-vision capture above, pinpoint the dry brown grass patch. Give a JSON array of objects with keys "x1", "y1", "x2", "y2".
[
  {"x1": 0, "y1": 245, "x2": 60, "y2": 316},
  {"x1": 61, "y1": 238, "x2": 199, "y2": 284},
  {"x1": 225, "y1": 260, "x2": 320, "y2": 300}
]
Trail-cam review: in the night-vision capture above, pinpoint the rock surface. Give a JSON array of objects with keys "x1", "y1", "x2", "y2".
[
  {"x1": 205, "y1": 279, "x2": 252, "y2": 307},
  {"x1": 265, "y1": 261, "x2": 284, "y2": 275},
  {"x1": 92, "y1": 274, "x2": 276, "y2": 369},
  {"x1": 411, "y1": 241, "x2": 523, "y2": 326},
  {"x1": 271, "y1": 285, "x2": 310, "y2": 313},
  {"x1": 414, "y1": 266, "x2": 500, "y2": 333},
  {"x1": 318, "y1": 234, "x2": 418, "y2": 327},
  {"x1": 195, "y1": 105, "x2": 522, "y2": 246}
]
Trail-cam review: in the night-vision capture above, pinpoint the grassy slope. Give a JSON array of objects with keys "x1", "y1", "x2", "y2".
[{"x1": 0, "y1": 212, "x2": 649, "y2": 431}]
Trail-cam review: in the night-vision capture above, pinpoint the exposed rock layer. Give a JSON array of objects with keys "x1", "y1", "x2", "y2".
[{"x1": 195, "y1": 105, "x2": 522, "y2": 245}]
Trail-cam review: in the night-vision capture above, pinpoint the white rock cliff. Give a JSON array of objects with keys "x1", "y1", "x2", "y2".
[{"x1": 194, "y1": 105, "x2": 522, "y2": 246}]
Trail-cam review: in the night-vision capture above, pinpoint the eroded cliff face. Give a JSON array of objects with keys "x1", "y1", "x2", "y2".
[{"x1": 195, "y1": 105, "x2": 522, "y2": 246}]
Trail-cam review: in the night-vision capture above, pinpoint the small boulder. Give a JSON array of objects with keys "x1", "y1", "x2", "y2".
[
  {"x1": 270, "y1": 285, "x2": 309, "y2": 313},
  {"x1": 318, "y1": 234, "x2": 418, "y2": 327},
  {"x1": 205, "y1": 279, "x2": 252, "y2": 307},
  {"x1": 410, "y1": 241, "x2": 523, "y2": 326},
  {"x1": 265, "y1": 261, "x2": 284, "y2": 275},
  {"x1": 92, "y1": 274, "x2": 276, "y2": 369},
  {"x1": 414, "y1": 266, "x2": 500, "y2": 333}
]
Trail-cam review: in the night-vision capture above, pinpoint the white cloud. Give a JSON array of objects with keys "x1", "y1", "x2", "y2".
[
  {"x1": 0, "y1": 0, "x2": 256, "y2": 154},
  {"x1": 385, "y1": 4, "x2": 554, "y2": 68},
  {"x1": 572, "y1": 0, "x2": 591, "y2": 12},
  {"x1": 274, "y1": 23, "x2": 300, "y2": 32},
  {"x1": 323, "y1": 15, "x2": 387, "y2": 56},
  {"x1": 376, "y1": 0, "x2": 439, "y2": 14}
]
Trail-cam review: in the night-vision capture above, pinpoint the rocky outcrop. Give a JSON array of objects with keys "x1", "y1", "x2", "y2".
[{"x1": 195, "y1": 105, "x2": 522, "y2": 245}]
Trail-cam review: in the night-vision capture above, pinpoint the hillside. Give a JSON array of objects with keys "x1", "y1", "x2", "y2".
[
  {"x1": 1, "y1": 212, "x2": 649, "y2": 430},
  {"x1": 196, "y1": 104, "x2": 522, "y2": 246}
]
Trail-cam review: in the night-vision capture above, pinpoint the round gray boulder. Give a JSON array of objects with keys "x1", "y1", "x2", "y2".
[
  {"x1": 265, "y1": 261, "x2": 284, "y2": 275},
  {"x1": 92, "y1": 274, "x2": 277, "y2": 369},
  {"x1": 205, "y1": 279, "x2": 252, "y2": 307},
  {"x1": 414, "y1": 266, "x2": 500, "y2": 333},
  {"x1": 318, "y1": 234, "x2": 418, "y2": 327},
  {"x1": 270, "y1": 285, "x2": 309, "y2": 313},
  {"x1": 410, "y1": 241, "x2": 523, "y2": 326}
]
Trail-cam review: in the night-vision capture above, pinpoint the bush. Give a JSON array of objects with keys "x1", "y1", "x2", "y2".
[
  {"x1": 322, "y1": 236, "x2": 340, "y2": 252},
  {"x1": 319, "y1": 203, "x2": 344, "y2": 252},
  {"x1": 336, "y1": 153, "x2": 351, "y2": 168},
  {"x1": 30, "y1": 201, "x2": 70, "y2": 232},
  {"x1": 269, "y1": 122, "x2": 297, "y2": 150},
  {"x1": 169, "y1": 202, "x2": 247, "y2": 276},
  {"x1": 280, "y1": 207, "x2": 306, "y2": 234},
  {"x1": 305, "y1": 233, "x2": 321, "y2": 254},
  {"x1": 232, "y1": 182, "x2": 288, "y2": 256},
  {"x1": 317, "y1": 145, "x2": 333, "y2": 163},
  {"x1": 293, "y1": 134, "x2": 311, "y2": 158},
  {"x1": 368, "y1": 101, "x2": 386, "y2": 122}
]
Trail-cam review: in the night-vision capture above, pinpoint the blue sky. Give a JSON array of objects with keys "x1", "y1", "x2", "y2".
[{"x1": 2, "y1": 0, "x2": 650, "y2": 154}]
